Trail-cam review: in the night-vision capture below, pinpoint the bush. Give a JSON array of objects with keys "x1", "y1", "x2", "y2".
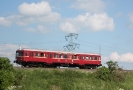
[
  {"x1": 0, "y1": 57, "x2": 14, "y2": 90},
  {"x1": 94, "y1": 60, "x2": 127, "y2": 82},
  {"x1": 94, "y1": 66, "x2": 111, "y2": 81}
]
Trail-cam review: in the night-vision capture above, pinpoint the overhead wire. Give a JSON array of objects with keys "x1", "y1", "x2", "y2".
[{"x1": 77, "y1": 39, "x2": 133, "y2": 53}]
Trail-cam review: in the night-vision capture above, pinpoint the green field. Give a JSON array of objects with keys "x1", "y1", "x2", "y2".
[{"x1": 15, "y1": 68, "x2": 133, "y2": 90}]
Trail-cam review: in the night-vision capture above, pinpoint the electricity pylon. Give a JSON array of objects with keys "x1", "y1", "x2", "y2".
[{"x1": 64, "y1": 33, "x2": 80, "y2": 51}]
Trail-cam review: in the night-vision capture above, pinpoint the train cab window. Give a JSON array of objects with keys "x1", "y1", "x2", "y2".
[
  {"x1": 40, "y1": 53, "x2": 44, "y2": 57},
  {"x1": 25, "y1": 52, "x2": 28, "y2": 56},
  {"x1": 86, "y1": 56, "x2": 89, "y2": 60},
  {"x1": 16, "y1": 52, "x2": 24, "y2": 56},
  {"x1": 54, "y1": 54, "x2": 57, "y2": 58},
  {"x1": 64, "y1": 54, "x2": 68, "y2": 58},
  {"x1": 59, "y1": 54, "x2": 63, "y2": 58},
  {"x1": 16, "y1": 52, "x2": 19, "y2": 56}
]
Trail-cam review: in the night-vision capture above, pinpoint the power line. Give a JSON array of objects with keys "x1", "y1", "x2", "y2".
[{"x1": 77, "y1": 39, "x2": 133, "y2": 53}]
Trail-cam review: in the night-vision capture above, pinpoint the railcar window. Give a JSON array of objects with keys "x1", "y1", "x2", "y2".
[
  {"x1": 94, "y1": 57, "x2": 97, "y2": 60},
  {"x1": 16, "y1": 52, "x2": 24, "y2": 56},
  {"x1": 50, "y1": 54, "x2": 52, "y2": 58},
  {"x1": 54, "y1": 54, "x2": 57, "y2": 58},
  {"x1": 16, "y1": 52, "x2": 19, "y2": 56},
  {"x1": 72, "y1": 55, "x2": 77, "y2": 59},
  {"x1": 35, "y1": 52, "x2": 39, "y2": 56},
  {"x1": 40, "y1": 53, "x2": 44, "y2": 57},
  {"x1": 86, "y1": 56, "x2": 89, "y2": 60},
  {"x1": 90, "y1": 56, "x2": 92, "y2": 60},
  {"x1": 97, "y1": 57, "x2": 99, "y2": 60},
  {"x1": 45, "y1": 54, "x2": 48, "y2": 57},
  {"x1": 59, "y1": 54, "x2": 63, "y2": 58},
  {"x1": 80, "y1": 56, "x2": 84, "y2": 60},
  {"x1": 64, "y1": 54, "x2": 68, "y2": 58},
  {"x1": 98, "y1": 57, "x2": 100, "y2": 60},
  {"x1": 25, "y1": 52, "x2": 28, "y2": 56}
]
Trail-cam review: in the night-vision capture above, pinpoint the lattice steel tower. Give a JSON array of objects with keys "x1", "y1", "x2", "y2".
[{"x1": 64, "y1": 33, "x2": 80, "y2": 51}]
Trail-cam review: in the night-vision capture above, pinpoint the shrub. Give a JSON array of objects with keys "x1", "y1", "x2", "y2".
[
  {"x1": 94, "y1": 60, "x2": 127, "y2": 82},
  {"x1": 94, "y1": 66, "x2": 111, "y2": 81},
  {"x1": 0, "y1": 57, "x2": 14, "y2": 90}
]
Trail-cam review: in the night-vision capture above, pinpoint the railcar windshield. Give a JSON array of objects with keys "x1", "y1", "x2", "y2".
[{"x1": 16, "y1": 51, "x2": 24, "y2": 56}]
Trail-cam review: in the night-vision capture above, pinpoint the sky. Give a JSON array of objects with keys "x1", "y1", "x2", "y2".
[{"x1": 0, "y1": 0, "x2": 133, "y2": 70}]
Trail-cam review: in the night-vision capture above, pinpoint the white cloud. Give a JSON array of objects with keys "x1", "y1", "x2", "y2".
[
  {"x1": 109, "y1": 52, "x2": 133, "y2": 63},
  {"x1": 128, "y1": 13, "x2": 133, "y2": 29},
  {"x1": 0, "y1": 17, "x2": 11, "y2": 26},
  {"x1": 18, "y1": 1, "x2": 51, "y2": 16},
  {"x1": 17, "y1": 1, "x2": 60, "y2": 24},
  {"x1": 60, "y1": 22, "x2": 78, "y2": 33},
  {"x1": 0, "y1": 44, "x2": 30, "y2": 63},
  {"x1": 60, "y1": 13, "x2": 114, "y2": 32},
  {"x1": 77, "y1": 13, "x2": 114, "y2": 31},
  {"x1": 71, "y1": 0, "x2": 106, "y2": 13},
  {"x1": 25, "y1": 25, "x2": 48, "y2": 34},
  {"x1": 0, "y1": 1, "x2": 61, "y2": 26}
]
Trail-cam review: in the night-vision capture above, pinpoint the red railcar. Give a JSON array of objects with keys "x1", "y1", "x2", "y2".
[{"x1": 14, "y1": 48, "x2": 102, "y2": 68}]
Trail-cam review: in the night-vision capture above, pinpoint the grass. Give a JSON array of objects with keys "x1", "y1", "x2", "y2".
[{"x1": 15, "y1": 68, "x2": 133, "y2": 90}]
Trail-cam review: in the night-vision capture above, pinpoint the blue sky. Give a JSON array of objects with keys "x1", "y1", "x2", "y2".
[{"x1": 0, "y1": 0, "x2": 133, "y2": 70}]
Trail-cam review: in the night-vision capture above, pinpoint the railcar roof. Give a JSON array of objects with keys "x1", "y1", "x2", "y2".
[{"x1": 16, "y1": 48, "x2": 100, "y2": 55}]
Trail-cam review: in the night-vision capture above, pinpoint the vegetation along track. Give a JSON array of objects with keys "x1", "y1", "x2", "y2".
[{"x1": 13, "y1": 66, "x2": 133, "y2": 73}]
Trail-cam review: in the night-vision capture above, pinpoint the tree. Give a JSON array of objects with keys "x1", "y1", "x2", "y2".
[
  {"x1": 106, "y1": 60, "x2": 119, "y2": 73},
  {"x1": 0, "y1": 57, "x2": 14, "y2": 90},
  {"x1": 94, "y1": 60, "x2": 126, "y2": 82}
]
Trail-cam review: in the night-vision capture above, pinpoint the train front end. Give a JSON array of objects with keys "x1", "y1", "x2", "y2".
[{"x1": 14, "y1": 48, "x2": 25, "y2": 66}]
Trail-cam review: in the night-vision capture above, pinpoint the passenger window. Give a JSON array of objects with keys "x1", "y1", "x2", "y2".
[
  {"x1": 80, "y1": 56, "x2": 84, "y2": 60},
  {"x1": 54, "y1": 54, "x2": 58, "y2": 58},
  {"x1": 40, "y1": 53, "x2": 44, "y2": 57},
  {"x1": 94, "y1": 57, "x2": 97, "y2": 60},
  {"x1": 50, "y1": 54, "x2": 52, "y2": 58},
  {"x1": 35, "y1": 52, "x2": 39, "y2": 56},
  {"x1": 90, "y1": 56, "x2": 92, "y2": 60},
  {"x1": 86, "y1": 56, "x2": 89, "y2": 60},
  {"x1": 46, "y1": 54, "x2": 48, "y2": 57},
  {"x1": 25, "y1": 52, "x2": 28, "y2": 56},
  {"x1": 72, "y1": 55, "x2": 77, "y2": 59},
  {"x1": 59, "y1": 54, "x2": 63, "y2": 58},
  {"x1": 64, "y1": 54, "x2": 68, "y2": 58}
]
